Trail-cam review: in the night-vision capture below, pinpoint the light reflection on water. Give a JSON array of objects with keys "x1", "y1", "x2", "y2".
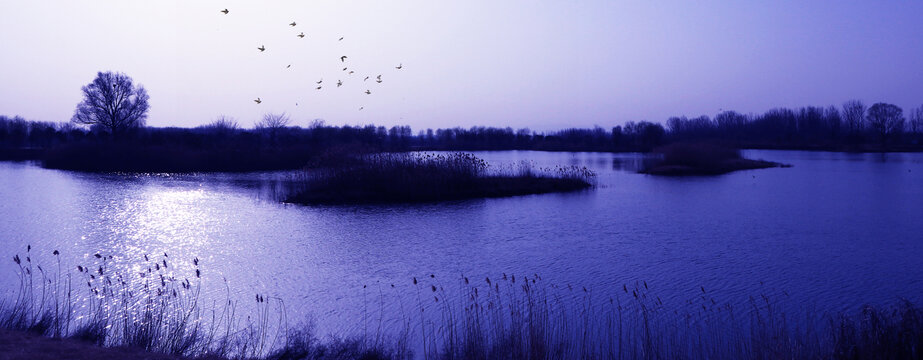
[{"x1": 0, "y1": 150, "x2": 922, "y2": 339}]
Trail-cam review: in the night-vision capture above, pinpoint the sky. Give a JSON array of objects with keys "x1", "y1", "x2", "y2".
[{"x1": 1, "y1": 1, "x2": 922, "y2": 131}]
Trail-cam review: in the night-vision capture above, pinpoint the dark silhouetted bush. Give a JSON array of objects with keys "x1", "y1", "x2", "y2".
[{"x1": 288, "y1": 153, "x2": 595, "y2": 204}]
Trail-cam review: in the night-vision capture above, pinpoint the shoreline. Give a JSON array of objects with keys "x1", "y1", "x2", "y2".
[{"x1": 0, "y1": 145, "x2": 919, "y2": 174}]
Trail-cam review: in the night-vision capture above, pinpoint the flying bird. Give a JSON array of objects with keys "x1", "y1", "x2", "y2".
[
  {"x1": 297, "y1": 32, "x2": 305, "y2": 38},
  {"x1": 348, "y1": 71, "x2": 354, "y2": 74},
  {"x1": 258, "y1": 45, "x2": 265, "y2": 52},
  {"x1": 220, "y1": 9, "x2": 229, "y2": 14},
  {"x1": 395, "y1": 63, "x2": 402, "y2": 69},
  {"x1": 286, "y1": 64, "x2": 291, "y2": 68},
  {"x1": 342, "y1": 67, "x2": 348, "y2": 71},
  {"x1": 365, "y1": 90, "x2": 371, "y2": 94},
  {"x1": 337, "y1": 80, "x2": 343, "y2": 87},
  {"x1": 316, "y1": 79, "x2": 322, "y2": 84},
  {"x1": 340, "y1": 56, "x2": 347, "y2": 62},
  {"x1": 376, "y1": 74, "x2": 382, "y2": 80},
  {"x1": 254, "y1": 98, "x2": 262, "y2": 104},
  {"x1": 338, "y1": 37, "x2": 344, "y2": 41},
  {"x1": 289, "y1": 21, "x2": 297, "y2": 26},
  {"x1": 376, "y1": 79, "x2": 382, "y2": 83},
  {"x1": 316, "y1": 86, "x2": 322, "y2": 90},
  {"x1": 359, "y1": 107, "x2": 364, "y2": 111},
  {"x1": 364, "y1": 76, "x2": 369, "y2": 81}
]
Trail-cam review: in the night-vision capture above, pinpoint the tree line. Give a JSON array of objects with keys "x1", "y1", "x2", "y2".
[
  {"x1": 4, "y1": 101, "x2": 921, "y2": 154},
  {"x1": 2, "y1": 71, "x2": 922, "y2": 169}
]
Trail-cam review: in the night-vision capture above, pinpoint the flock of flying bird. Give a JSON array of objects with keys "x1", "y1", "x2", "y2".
[{"x1": 219, "y1": 8, "x2": 404, "y2": 110}]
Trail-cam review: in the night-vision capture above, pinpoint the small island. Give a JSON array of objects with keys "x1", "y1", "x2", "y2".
[
  {"x1": 286, "y1": 152, "x2": 595, "y2": 205},
  {"x1": 640, "y1": 142, "x2": 791, "y2": 176}
]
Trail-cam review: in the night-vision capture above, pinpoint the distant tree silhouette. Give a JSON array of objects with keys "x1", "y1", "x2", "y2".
[
  {"x1": 206, "y1": 115, "x2": 239, "y2": 131},
  {"x1": 72, "y1": 71, "x2": 149, "y2": 140},
  {"x1": 909, "y1": 105, "x2": 923, "y2": 137},
  {"x1": 825, "y1": 106, "x2": 842, "y2": 141},
  {"x1": 256, "y1": 112, "x2": 291, "y2": 145},
  {"x1": 199, "y1": 115, "x2": 239, "y2": 139},
  {"x1": 842, "y1": 100, "x2": 866, "y2": 144},
  {"x1": 866, "y1": 103, "x2": 904, "y2": 145}
]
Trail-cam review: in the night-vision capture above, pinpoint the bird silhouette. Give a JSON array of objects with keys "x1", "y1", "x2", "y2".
[
  {"x1": 364, "y1": 76, "x2": 369, "y2": 81},
  {"x1": 342, "y1": 67, "x2": 347, "y2": 71},
  {"x1": 316, "y1": 79, "x2": 323, "y2": 84},
  {"x1": 297, "y1": 32, "x2": 305, "y2": 38},
  {"x1": 340, "y1": 56, "x2": 347, "y2": 62},
  {"x1": 376, "y1": 74, "x2": 382, "y2": 80},
  {"x1": 338, "y1": 37, "x2": 344, "y2": 41},
  {"x1": 289, "y1": 21, "x2": 297, "y2": 26},
  {"x1": 316, "y1": 86, "x2": 322, "y2": 90},
  {"x1": 348, "y1": 71, "x2": 354, "y2": 75},
  {"x1": 220, "y1": 9, "x2": 229, "y2": 14},
  {"x1": 337, "y1": 80, "x2": 343, "y2": 87},
  {"x1": 395, "y1": 63, "x2": 402, "y2": 69},
  {"x1": 254, "y1": 98, "x2": 262, "y2": 104},
  {"x1": 359, "y1": 107, "x2": 364, "y2": 111},
  {"x1": 286, "y1": 64, "x2": 291, "y2": 68},
  {"x1": 376, "y1": 79, "x2": 382, "y2": 83},
  {"x1": 365, "y1": 90, "x2": 371, "y2": 94},
  {"x1": 258, "y1": 45, "x2": 265, "y2": 52}
]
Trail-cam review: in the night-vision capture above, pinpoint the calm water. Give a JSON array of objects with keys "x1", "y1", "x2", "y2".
[{"x1": 1, "y1": 150, "x2": 922, "y2": 336}]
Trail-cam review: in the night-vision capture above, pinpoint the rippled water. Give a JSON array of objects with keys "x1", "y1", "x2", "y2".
[{"x1": 1, "y1": 150, "x2": 922, "y2": 336}]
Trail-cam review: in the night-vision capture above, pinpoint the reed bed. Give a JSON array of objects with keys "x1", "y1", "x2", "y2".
[
  {"x1": 2, "y1": 248, "x2": 921, "y2": 359},
  {"x1": 641, "y1": 142, "x2": 787, "y2": 176},
  {"x1": 287, "y1": 152, "x2": 596, "y2": 204}
]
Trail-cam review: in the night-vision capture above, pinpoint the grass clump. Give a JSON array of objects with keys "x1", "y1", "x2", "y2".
[
  {"x1": 287, "y1": 152, "x2": 595, "y2": 205},
  {"x1": 641, "y1": 142, "x2": 790, "y2": 176}
]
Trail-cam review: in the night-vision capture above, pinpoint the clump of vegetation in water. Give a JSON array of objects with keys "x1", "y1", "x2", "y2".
[
  {"x1": 641, "y1": 142, "x2": 790, "y2": 176},
  {"x1": 286, "y1": 152, "x2": 596, "y2": 205}
]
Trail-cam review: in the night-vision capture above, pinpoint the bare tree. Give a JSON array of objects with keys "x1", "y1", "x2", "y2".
[
  {"x1": 842, "y1": 100, "x2": 865, "y2": 143},
  {"x1": 309, "y1": 118, "x2": 326, "y2": 129},
  {"x1": 909, "y1": 105, "x2": 923, "y2": 136},
  {"x1": 72, "y1": 71, "x2": 149, "y2": 139},
  {"x1": 256, "y1": 112, "x2": 291, "y2": 144},
  {"x1": 866, "y1": 103, "x2": 904, "y2": 145},
  {"x1": 825, "y1": 105, "x2": 842, "y2": 140},
  {"x1": 256, "y1": 112, "x2": 290, "y2": 129}
]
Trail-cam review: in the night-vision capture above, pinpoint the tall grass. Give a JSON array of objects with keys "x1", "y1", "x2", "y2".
[
  {"x1": 288, "y1": 152, "x2": 596, "y2": 204},
  {"x1": 0, "y1": 248, "x2": 303, "y2": 359},
  {"x1": 2, "y1": 248, "x2": 921, "y2": 359}
]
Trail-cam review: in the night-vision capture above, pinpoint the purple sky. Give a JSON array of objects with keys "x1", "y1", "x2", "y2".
[{"x1": 1, "y1": 1, "x2": 922, "y2": 131}]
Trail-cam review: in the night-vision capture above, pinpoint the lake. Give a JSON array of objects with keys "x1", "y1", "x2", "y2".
[{"x1": 1, "y1": 150, "x2": 921, "y2": 338}]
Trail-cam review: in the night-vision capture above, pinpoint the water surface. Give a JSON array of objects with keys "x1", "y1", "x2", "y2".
[{"x1": 1, "y1": 150, "x2": 921, "y2": 336}]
